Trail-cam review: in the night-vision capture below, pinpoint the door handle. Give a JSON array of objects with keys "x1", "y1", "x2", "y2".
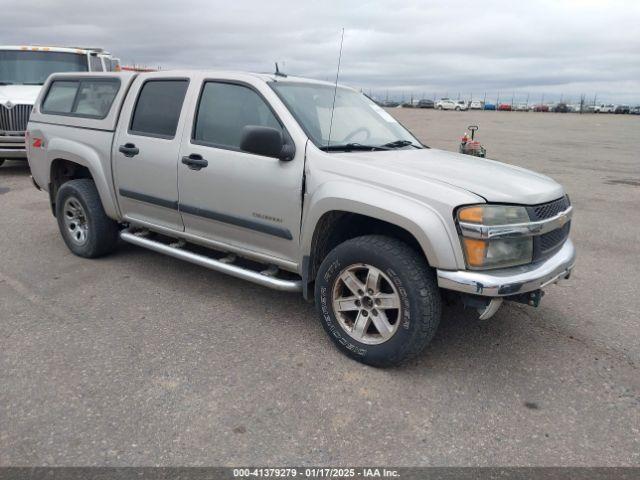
[
  {"x1": 118, "y1": 143, "x2": 139, "y2": 157},
  {"x1": 182, "y1": 154, "x2": 208, "y2": 171}
]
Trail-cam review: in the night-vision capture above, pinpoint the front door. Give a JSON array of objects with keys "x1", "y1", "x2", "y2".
[
  {"x1": 113, "y1": 75, "x2": 191, "y2": 231},
  {"x1": 177, "y1": 79, "x2": 304, "y2": 265}
]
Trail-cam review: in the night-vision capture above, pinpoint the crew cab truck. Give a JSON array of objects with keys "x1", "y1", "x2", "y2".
[
  {"x1": 27, "y1": 71, "x2": 576, "y2": 367},
  {"x1": 0, "y1": 45, "x2": 117, "y2": 166}
]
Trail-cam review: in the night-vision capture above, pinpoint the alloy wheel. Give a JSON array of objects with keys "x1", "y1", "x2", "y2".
[{"x1": 332, "y1": 263, "x2": 403, "y2": 345}]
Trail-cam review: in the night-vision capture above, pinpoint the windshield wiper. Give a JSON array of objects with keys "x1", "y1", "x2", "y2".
[
  {"x1": 379, "y1": 140, "x2": 422, "y2": 149},
  {"x1": 320, "y1": 143, "x2": 390, "y2": 152}
]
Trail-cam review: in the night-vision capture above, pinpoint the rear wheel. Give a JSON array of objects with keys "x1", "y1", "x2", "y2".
[
  {"x1": 55, "y1": 179, "x2": 119, "y2": 258},
  {"x1": 315, "y1": 235, "x2": 441, "y2": 367}
]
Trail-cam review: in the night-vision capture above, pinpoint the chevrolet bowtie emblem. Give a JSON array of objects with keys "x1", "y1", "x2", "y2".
[{"x1": 558, "y1": 212, "x2": 568, "y2": 226}]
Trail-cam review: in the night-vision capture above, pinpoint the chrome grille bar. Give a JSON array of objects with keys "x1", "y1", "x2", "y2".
[{"x1": 0, "y1": 104, "x2": 33, "y2": 132}]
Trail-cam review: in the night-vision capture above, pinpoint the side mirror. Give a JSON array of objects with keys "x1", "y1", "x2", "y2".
[{"x1": 239, "y1": 126, "x2": 295, "y2": 161}]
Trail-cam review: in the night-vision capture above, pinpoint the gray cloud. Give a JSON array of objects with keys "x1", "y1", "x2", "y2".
[{"x1": 3, "y1": 0, "x2": 639, "y2": 103}]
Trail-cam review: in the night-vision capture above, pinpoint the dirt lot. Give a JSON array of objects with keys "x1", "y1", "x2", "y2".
[{"x1": 1, "y1": 110, "x2": 639, "y2": 466}]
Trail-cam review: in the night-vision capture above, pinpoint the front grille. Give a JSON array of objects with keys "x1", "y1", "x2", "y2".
[
  {"x1": 528, "y1": 196, "x2": 572, "y2": 262},
  {"x1": 0, "y1": 104, "x2": 33, "y2": 133},
  {"x1": 539, "y1": 221, "x2": 571, "y2": 253},
  {"x1": 528, "y1": 195, "x2": 571, "y2": 221}
]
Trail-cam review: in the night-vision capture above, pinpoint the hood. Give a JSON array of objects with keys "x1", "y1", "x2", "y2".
[
  {"x1": 0, "y1": 85, "x2": 42, "y2": 106},
  {"x1": 329, "y1": 148, "x2": 564, "y2": 205}
]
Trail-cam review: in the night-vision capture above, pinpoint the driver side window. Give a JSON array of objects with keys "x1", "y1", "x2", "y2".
[{"x1": 193, "y1": 82, "x2": 283, "y2": 151}]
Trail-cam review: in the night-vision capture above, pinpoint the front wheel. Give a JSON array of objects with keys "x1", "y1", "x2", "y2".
[
  {"x1": 315, "y1": 235, "x2": 441, "y2": 367},
  {"x1": 55, "y1": 179, "x2": 119, "y2": 258}
]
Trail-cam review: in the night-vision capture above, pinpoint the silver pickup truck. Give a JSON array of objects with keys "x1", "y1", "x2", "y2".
[{"x1": 27, "y1": 70, "x2": 575, "y2": 367}]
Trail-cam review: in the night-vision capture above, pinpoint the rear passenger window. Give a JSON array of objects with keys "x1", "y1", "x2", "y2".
[
  {"x1": 42, "y1": 79, "x2": 119, "y2": 118},
  {"x1": 129, "y1": 80, "x2": 188, "y2": 138},
  {"x1": 193, "y1": 82, "x2": 283, "y2": 150}
]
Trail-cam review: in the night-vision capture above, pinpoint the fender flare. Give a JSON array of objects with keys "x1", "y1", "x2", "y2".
[
  {"x1": 46, "y1": 137, "x2": 120, "y2": 219},
  {"x1": 300, "y1": 181, "x2": 466, "y2": 271}
]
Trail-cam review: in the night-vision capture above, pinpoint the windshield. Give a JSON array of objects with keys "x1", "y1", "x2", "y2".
[
  {"x1": 0, "y1": 50, "x2": 88, "y2": 85},
  {"x1": 270, "y1": 82, "x2": 421, "y2": 150}
]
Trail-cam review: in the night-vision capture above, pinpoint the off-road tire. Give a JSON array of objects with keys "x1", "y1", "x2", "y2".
[
  {"x1": 315, "y1": 235, "x2": 441, "y2": 367},
  {"x1": 55, "y1": 179, "x2": 119, "y2": 258}
]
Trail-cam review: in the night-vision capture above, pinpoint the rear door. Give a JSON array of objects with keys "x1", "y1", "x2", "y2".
[{"x1": 113, "y1": 73, "x2": 192, "y2": 231}]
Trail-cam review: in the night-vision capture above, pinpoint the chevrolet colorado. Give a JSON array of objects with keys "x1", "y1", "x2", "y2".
[{"x1": 27, "y1": 71, "x2": 575, "y2": 366}]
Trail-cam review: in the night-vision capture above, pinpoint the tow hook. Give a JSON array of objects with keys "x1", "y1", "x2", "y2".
[
  {"x1": 478, "y1": 298, "x2": 503, "y2": 320},
  {"x1": 463, "y1": 289, "x2": 545, "y2": 320},
  {"x1": 459, "y1": 294, "x2": 504, "y2": 320}
]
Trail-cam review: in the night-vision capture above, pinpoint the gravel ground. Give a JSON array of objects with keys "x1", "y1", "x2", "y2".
[{"x1": 1, "y1": 110, "x2": 638, "y2": 466}]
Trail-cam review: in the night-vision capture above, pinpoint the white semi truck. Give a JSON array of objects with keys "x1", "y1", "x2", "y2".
[{"x1": 0, "y1": 45, "x2": 119, "y2": 166}]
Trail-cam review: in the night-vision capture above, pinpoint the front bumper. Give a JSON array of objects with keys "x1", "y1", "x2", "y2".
[
  {"x1": 0, "y1": 133, "x2": 27, "y2": 159},
  {"x1": 437, "y1": 239, "x2": 575, "y2": 297}
]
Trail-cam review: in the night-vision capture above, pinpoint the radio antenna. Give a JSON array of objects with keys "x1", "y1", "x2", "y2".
[
  {"x1": 327, "y1": 28, "x2": 345, "y2": 148},
  {"x1": 274, "y1": 62, "x2": 287, "y2": 77}
]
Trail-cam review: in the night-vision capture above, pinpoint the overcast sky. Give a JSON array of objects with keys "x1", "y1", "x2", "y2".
[{"x1": 3, "y1": 0, "x2": 640, "y2": 103}]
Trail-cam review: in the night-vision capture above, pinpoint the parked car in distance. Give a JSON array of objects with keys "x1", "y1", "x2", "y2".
[
  {"x1": 630, "y1": 106, "x2": 640, "y2": 115},
  {"x1": 436, "y1": 98, "x2": 457, "y2": 110},
  {"x1": 483, "y1": 103, "x2": 496, "y2": 110},
  {"x1": 381, "y1": 100, "x2": 399, "y2": 108},
  {"x1": 0, "y1": 45, "x2": 117, "y2": 166},
  {"x1": 594, "y1": 104, "x2": 614, "y2": 113},
  {"x1": 435, "y1": 98, "x2": 469, "y2": 110},
  {"x1": 435, "y1": 99, "x2": 468, "y2": 111},
  {"x1": 400, "y1": 101, "x2": 415, "y2": 108},
  {"x1": 614, "y1": 105, "x2": 630, "y2": 114},
  {"x1": 469, "y1": 100, "x2": 484, "y2": 110},
  {"x1": 497, "y1": 103, "x2": 512, "y2": 111},
  {"x1": 553, "y1": 103, "x2": 569, "y2": 113},
  {"x1": 417, "y1": 99, "x2": 434, "y2": 108},
  {"x1": 514, "y1": 102, "x2": 529, "y2": 111},
  {"x1": 27, "y1": 70, "x2": 575, "y2": 367},
  {"x1": 533, "y1": 104, "x2": 549, "y2": 112}
]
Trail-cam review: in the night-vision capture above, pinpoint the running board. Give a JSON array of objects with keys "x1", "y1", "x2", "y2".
[{"x1": 120, "y1": 229, "x2": 302, "y2": 292}]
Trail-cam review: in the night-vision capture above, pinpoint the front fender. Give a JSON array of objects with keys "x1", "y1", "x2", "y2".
[
  {"x1": 301, "y1": 181, "x2": 467, "y2": 270},
  {"x1": 46, "y1": 137, "x2": 120, "y2": 219}
]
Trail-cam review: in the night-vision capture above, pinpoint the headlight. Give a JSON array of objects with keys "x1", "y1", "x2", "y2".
[
  {"x1": 457, "y1": 205, "x2": 533, "y2": 270},
  {"x1": 458, "y1": 204, "x2": 529, "y2": 225}
]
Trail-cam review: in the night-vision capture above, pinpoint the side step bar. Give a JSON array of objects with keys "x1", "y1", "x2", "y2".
[{"x1": 120, "y1": 229, "x2": 302, "y2": 292}]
